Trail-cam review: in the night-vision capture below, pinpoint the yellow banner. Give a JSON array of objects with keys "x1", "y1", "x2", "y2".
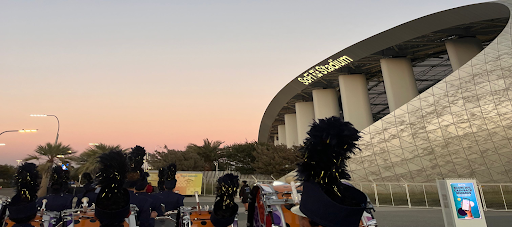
[
  {"x1": 174, "y1": 171, "x2": 203, "y2": 195},
  {"x1": 146, "y1": 170, "x2": 203, "y2": 195}
]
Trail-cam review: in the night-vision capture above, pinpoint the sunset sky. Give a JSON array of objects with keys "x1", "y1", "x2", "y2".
[{"x1": 1, "y1": 0, "x2": 484, "y2": 165}]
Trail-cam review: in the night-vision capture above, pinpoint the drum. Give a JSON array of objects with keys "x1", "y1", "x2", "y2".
[
  {"x1": 248, "y1": 183, "x2": 302, "y2": 227},
  {"x1": 3, "y1": 211, "x2": 60, "y2": 227},
  {"x1": 178, "y1": 206, "x2": 237, "y2": 227},
  {"x1": 155, "y1": 210, "x2": 178, "y2": 227},
  {"x1": 61, "y1": 205, "x2": 138, "y2": 227}
]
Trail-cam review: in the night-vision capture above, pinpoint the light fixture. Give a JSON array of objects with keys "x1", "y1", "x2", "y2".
[{"x1": 18, "y1": 129, "x2": 38, "y2": 133}]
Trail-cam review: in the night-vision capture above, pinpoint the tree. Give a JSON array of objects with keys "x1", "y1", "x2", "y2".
[
  {"x1": 70, "y1": 143, "x2": 126, "y2": 177},
  {"x1": 252, "y1": 144, "x2": 301, "y2": 178},
  {"x1": 186, "y1": 139, "x2": 224, "y2": 171},
  {"x1": 148, "y1": 146, "x2": 205, "y2": 171},
  {"x1": 0, "y1": 164, "x2": 16, "y2": 185},
  {"x1": 222, "y1": 142, "x2": 257, "y2": 174},
  {"x1": 24, "y1": 142, "x2": 76, "y2": 197}
]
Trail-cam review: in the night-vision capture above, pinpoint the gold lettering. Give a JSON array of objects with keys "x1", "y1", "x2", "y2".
[
  {"x1": 297, "y1": 56, "x2": 353, "y2": 86},
  {"x1": 338, "y1": 56, "x2": 353, "y2": 65},
  {"x1": 316, "y1": 66, "x2": 328, "y2": 74},
  {"x1": 328, "y1": 59, "x2": 340, "y2": 69}
]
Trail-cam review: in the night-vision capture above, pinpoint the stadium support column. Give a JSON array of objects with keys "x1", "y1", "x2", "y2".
[
  {"x1": 295, "y1": 102, "x2": 315, "y2": 145},
  {"x1": 278, "y1": 125, "x2": 287, "y2": 146},
  {"x1": 284, "y1": 114, "x2": 299, "y2": 148},
  {"x1": 312, "y1": 89, "x2": 341, "y2": 120},
  {"x1": 380, "y1": 58, "x2": 419, "y2": 112},
  {"x1": 445, "y1": 37, "x2": 483, "y2": 71},
  {"x1": 338, "y1": 74, "x2": 374, "y2": 130},
  {"x1": 273, "y1": 136, "x2": 278, "y2": 145}
]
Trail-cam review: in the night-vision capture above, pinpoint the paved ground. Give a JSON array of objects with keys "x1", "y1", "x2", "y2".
[{"x1": 2, "y1": 189, "x2": 512, "y2": 226}]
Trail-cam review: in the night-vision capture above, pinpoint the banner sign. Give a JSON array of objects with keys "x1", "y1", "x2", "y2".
[
  {"x1": 174, "y1": 172, "x2": 203, "y2": 195},
  {"x1": 450, "y1": 182, "x2": 481, "y2": 219}
]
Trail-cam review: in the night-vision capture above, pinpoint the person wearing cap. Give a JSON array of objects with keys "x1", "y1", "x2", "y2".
[
  {"x1": 238, "y1": 180, "x2": 250, "y2": 214},
  {"x1": 76, "y1": 172, "x2": 98, "y2": 206},
  {"x1": 6, "y1": 163, "x2": 40, "y2": 227},
  {"x1": 290, "y1": 117, "x2": 368, "y2": 227},
  {"x1": 95, "y1": 150, "x2": 132, "y2": 227},
  {"x1": 135, "y1": 174, "x2": 161, "y2": 218},
  {"x1": 155, "y1": 163, "x2": 184, "y2": 213},
  {"x1": 125, "y1": 145, "x2": 154, "y2": 227}
]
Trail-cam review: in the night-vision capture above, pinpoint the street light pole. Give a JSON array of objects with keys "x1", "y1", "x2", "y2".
[
  {"x1": 0, "y1": 130, "x2": 20, "y2": 136},
  {"x1": 30, "y1": 114, "x2": 59, "y2": 144},
  {"x1": 1, "y1": 129, "x2": 38, "y2": 136}
]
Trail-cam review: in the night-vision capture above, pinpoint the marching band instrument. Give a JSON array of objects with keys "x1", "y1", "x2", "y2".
[
  {"x1": 61, "y1": 204, "x2": 138, "y2": 227},
  {"x1": 3, "y1": 210, "x2": 60, "y2": 227},
  {"x1": 177, "y1": 206, "x2": 237, "y2": 227},
  {"x1": 248, "y1": 182, "x2": 302, "y2": 227}
]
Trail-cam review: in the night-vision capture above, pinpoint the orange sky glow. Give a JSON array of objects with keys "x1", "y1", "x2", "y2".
[{"x1": 0, "y1": 0, "x2": 484, "y2": 165}]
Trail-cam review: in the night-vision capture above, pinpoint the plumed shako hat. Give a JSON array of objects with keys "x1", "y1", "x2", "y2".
[
  {"x1": 95, "y1": 150, "x2": 131, "y2": 225},
  {"x1": 295, "y1": 117, "x2": 367, "y2": 227},
  {"x1": 210, "y1": 174, "x2": 239, "y2": 227},
  {"x1": 7, "y1": 163, "x2": 40, "y2": 222}
]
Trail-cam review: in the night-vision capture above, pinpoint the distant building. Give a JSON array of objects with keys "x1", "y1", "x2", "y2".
[{"x1": 259, "y1": 1, "x2": 512, "y2": 183}]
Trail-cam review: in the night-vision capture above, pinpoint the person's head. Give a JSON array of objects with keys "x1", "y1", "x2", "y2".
[
  {"x1": 163, "y1": 163, "x2": 177, "y2": 191},
  {"x1": 125, "y1": 145, "x2": 147, "y2": 191},
  {"x1": 81, "y1": 172, "x2": 94, "y2": 185},
  {"x1": 7, "y1": 163, "x2": 40, "y2": 224},
  {"x1": 49, "y1": 166, "x2": 69, "y2": 194},
  {"x1": 242, "y1": 180, "x2": 247, "y2": 185},
  {"x1": 95, "y1": 150, "x2": 131, "y2": 226}
]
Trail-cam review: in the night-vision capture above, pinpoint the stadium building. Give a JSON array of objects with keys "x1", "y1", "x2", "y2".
[{"x1": 258, "y1": 0, "x2": 512, "y2": 183}]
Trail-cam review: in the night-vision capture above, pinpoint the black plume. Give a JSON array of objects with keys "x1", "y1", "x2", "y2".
[
  {"x1": 157, "y1": 167, "x2": 168, "y2": 191},
  {"x1": 167, "y1": 163, "x2": 177, "y2": 181},
  {"x1": 211, "y1": 174, "x2": 239, "y2": 227},
  {"x1": 126, "y1": 145, "x2": 146, "y2": 183},
  {"x1": 297, "y1": 117, "x2": 360, "y2": 183},
  {"x1": 296, "y1": 117, "x2": 361, "y2": 206},
  {"x1": 97, "y1": 150, "x2": 128, "y2": 189},
  {"x1": 95, "y1": 150, "x2": 131, "y2": 224},
  {"x1": 14, "y1": 163, "x2": 40, "y2": 202},
  {"x1": 215, "y1": 174, "x2": 239, "y2": 205},
  {"x1": 128, "y1": 145, "x2": 146, "y2": 170}
]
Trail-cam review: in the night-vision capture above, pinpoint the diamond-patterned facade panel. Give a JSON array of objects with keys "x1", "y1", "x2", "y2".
[{"x1": 348, "y1": 12, "x2": 512, "y2": 183}]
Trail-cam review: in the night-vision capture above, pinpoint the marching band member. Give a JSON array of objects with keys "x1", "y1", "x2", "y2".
[
  {"x1": 290, "y1": 117, "x2": 368, "y2": 227},
  {"x1": 134, "y1": 172, "x2": 162, "y2": 226},
  {"x1": 37, "y1": 166, "x2": 73, "y2": 213},
  {"x1": 155, "y1": 163, "x2": 184, "y2": 213},
  {"x1": 6, "y1": 163, "x2": 40, "y2": 227},
  {"x1": 210, "y1": 174, "x2": 239, "y2": 227},
  {"x1": 95, "y1": 150, "x2": 131, "y2": 227},
  {"x1": 77, "y1": 172, "x2": 98, "y2": 206},
  {"x1": 125, "y1": 145, "x2": 153, "y2": 227}
]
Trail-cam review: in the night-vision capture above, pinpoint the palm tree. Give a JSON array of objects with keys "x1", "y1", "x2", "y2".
[
  {"x1": 71, "y1": 143, "x2": 126, "y2": 177},
  {"x1": 186, "y1": 139, "x2": 224, "y2": 171},
  {"x1": 24, "y1": 142, "x2": 76, "y2": 197}
]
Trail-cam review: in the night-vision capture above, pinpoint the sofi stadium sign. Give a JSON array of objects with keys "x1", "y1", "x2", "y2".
[{"x1": 297, "y1": 56, "x2": 353, "y2": 85}]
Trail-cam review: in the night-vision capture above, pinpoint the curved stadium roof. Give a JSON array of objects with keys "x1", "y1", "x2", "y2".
[{"x1": 258, "y1": 1, "x2": 511, "y2": 143}]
